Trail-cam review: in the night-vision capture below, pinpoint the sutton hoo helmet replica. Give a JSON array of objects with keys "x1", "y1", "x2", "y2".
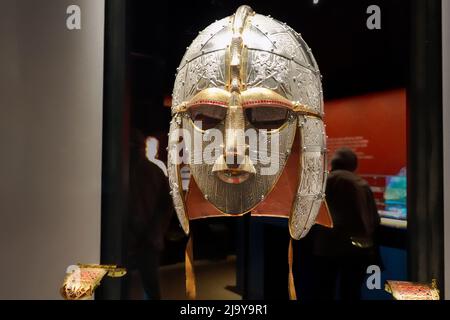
[{"x1": 167, "y1": 5, "x2": 332, "y2": 299}]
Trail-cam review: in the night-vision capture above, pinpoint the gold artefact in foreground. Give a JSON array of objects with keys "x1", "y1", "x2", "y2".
[
  {"x1": 385, "y1": 279, "x2": 440, "y2": 300},
  {"x1": 60, "y1": 264, "x2": 126, "y2": 300}
]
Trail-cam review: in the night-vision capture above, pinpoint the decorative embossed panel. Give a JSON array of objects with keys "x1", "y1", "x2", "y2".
[
  {"x1": 302, "y1": 116, "x2": 326, "y2": 147},
  {"x1": 290, "y1": 195, "x2": 315, "y2": 239},
  {"x1": 299, "y1": 151, "x2": 324, "y2": 196},
  {"x1": 245, "y1": 49, "x2": 291, "y2": 98},
  {"x1": 184, "y1": 51, "x2": 227, "y2": 101}
]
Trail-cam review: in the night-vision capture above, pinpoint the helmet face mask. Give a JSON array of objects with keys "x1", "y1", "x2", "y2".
[
  {"x1": 168, "y1": 5, "x2": 327, "y2": 239},
  {"x1": 182, "y1": 100, "x2": 297, "y2": 214}
]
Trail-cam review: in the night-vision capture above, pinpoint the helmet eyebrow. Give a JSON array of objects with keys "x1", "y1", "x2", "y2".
[
  {"x1": 241, "y1": 88, "x2": 322, "y2": 119},
  {"x1": 173, "y1": 86, "x2": 323, "y2": 119},
  {"x1": 172, "y1": 88, "x2": 230, "y2": 113}
]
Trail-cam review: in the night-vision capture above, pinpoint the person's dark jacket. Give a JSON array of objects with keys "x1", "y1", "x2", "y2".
[
  {"x1": 128, "y1": 150, "x2": 174, "y2": 258},
  {"x1": 313, "y1": 170, "x2": 380, "y2": 257}
]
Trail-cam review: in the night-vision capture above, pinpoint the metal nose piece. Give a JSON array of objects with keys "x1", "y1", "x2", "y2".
[
  {"x1": 212, "y1": 152, "x2": 256, "y2": 177},
  {"x1": 225, "y1": 152, "x2": 245, "y2": 169}
]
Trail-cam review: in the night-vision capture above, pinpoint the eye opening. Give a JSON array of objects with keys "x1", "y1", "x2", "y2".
[
  {"x1": 187, "y1": 104, "x2": 227, "y2": 131},
  {"x1": 244, "y1": 105, "x2": 291, "y2": 130}
]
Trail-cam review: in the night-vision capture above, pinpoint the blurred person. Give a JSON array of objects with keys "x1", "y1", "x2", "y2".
[
  {"x1": 311, "y1": 148, "x2": 381, "y2": 300},
  {"x1": 145, "y1": 136, "x2": 168, "y2": 176},
  {"x1": 125, "y1": 129, "x2": 174, "y2": 299}
]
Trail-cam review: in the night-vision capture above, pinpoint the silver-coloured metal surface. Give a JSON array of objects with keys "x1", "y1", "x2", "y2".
[
  {"x1": 172, "y1": 13, "x2": 324, "y2": 115},
  {"x1": 183, "y1": 114, "x2": 297, "y2": 214},
  {"x1": 167, "y1": 117, "x2": 190, "y2": 234},
  {"x1": 168, "y1": 5, "x2": 327, "y2": 239},
  {"x1": 289, "y1": 115, "x2": 327, "y2": 239}
]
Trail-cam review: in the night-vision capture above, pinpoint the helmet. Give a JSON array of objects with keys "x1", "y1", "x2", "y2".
[{"x1": 168, "y1": 5, "x2": 328, "y2": 240}]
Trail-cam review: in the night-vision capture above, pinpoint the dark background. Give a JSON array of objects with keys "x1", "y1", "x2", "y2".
[
  {"x1": 128, "y1": 0, "x2": 410, "y2": 138},
  {"x1": 121, "y1": 0, "x2": 412, "y2": 298},
  {"x1": 98, "y1": 0, "x2": 447, "y2": 300}
]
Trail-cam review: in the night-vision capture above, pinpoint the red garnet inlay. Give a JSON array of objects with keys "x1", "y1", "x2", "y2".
[
  {"x1": 188, "y1": 99, "x2": 293, "y2": 109},
  {"x1": 189, "y1": 100, "x2": 227, "y2": 107},
  {"x1": 242, "y1": 100, "x2": 291, "y2": 108}
]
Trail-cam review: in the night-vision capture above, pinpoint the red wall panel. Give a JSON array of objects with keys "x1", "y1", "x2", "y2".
[{"x1": 325, "y1": 89, "x2": 407, "y2": 176}]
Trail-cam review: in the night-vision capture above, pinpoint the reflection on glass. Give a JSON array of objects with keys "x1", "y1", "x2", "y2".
[
  {"x1": 383, "y1": 167, "x2": 407, "y2": 220},
  {"x1": 362, "y1": 167, "x2": 407, "y2": 221}
]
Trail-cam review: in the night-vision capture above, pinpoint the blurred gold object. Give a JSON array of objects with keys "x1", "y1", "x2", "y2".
[
  {"x1": 385, "y1": 279, "x2": 440, "y2": 300},
  {"x1": 60, "y1": 264, "x2": 126, "y2": 300},
  {"x1": 350, "y1": 236, "x2": 374, "y2": 248}
]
